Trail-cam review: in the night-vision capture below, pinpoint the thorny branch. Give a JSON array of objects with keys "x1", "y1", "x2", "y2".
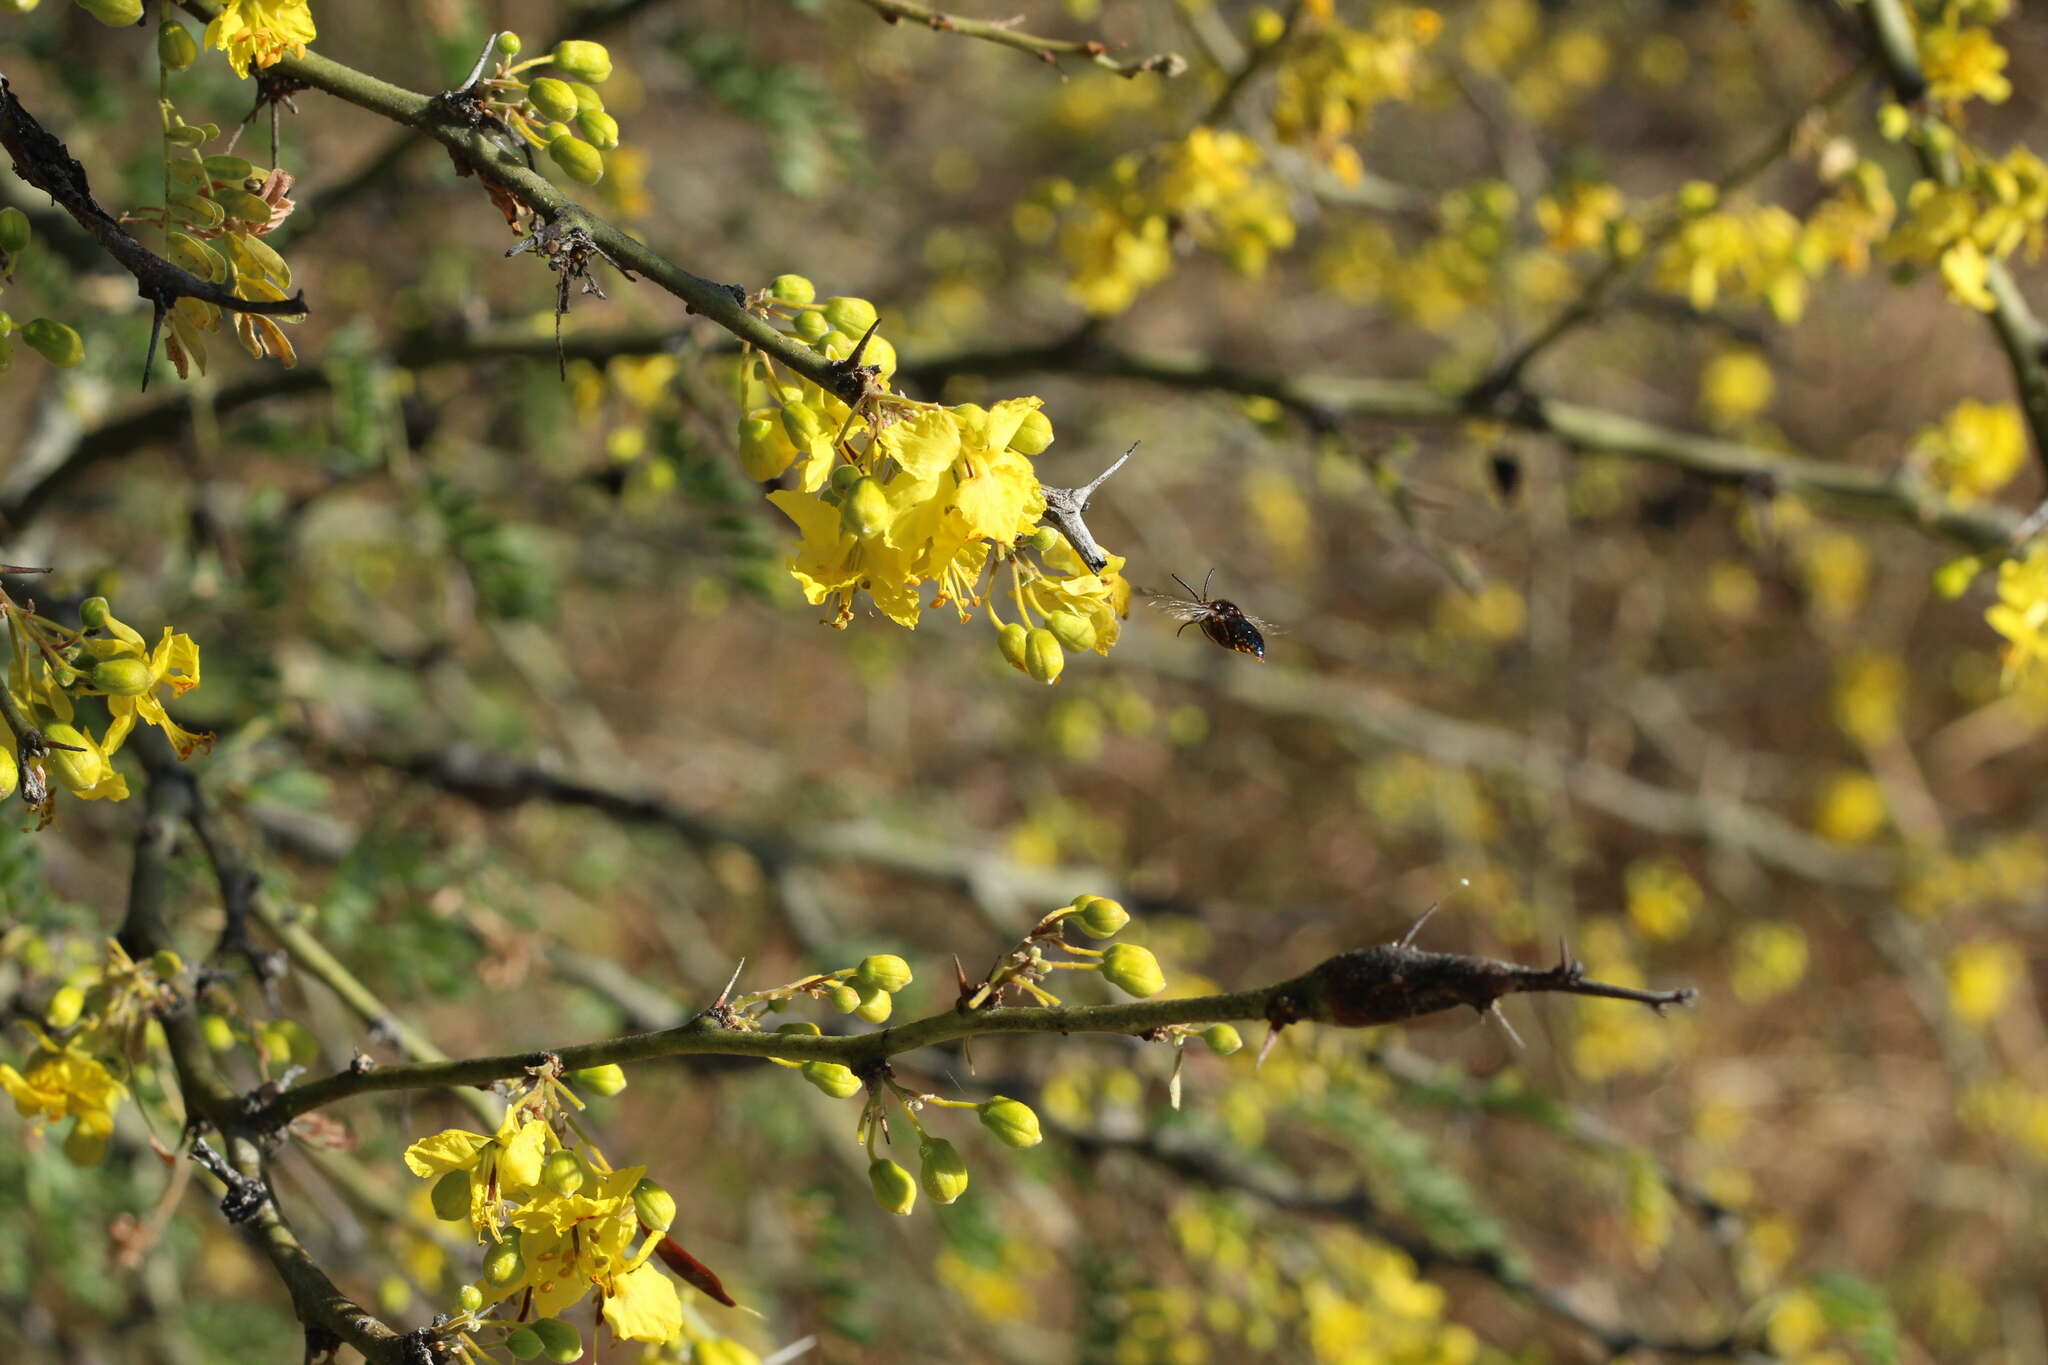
[
  {"x1": 847, "y1": 0, "x2": 1187, "y2": 78},
  {"x1": 0, "y1": 77, "x2": 308, "y2": 391}
]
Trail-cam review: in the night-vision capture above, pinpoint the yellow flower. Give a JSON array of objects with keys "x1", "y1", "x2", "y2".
[
  {"x1": 204, "y1": 0, "x2": 317, "y2": 78},
  {"x1": 1698, "y1": 349, "x2": 1774, "y2": 429},
  {"x1": 1921, "y1": 23, "x2": 2012, "y2": 107},
  {"x1": 1987, "y1": 545, "x2": 2048, "y2": 683},
  {"x1": 0, "y1": 1037, "x2": 127, "y2": 1165},
  {"x1": 1947, "y1": 939, "x2": 2024, "y2": 1023},
  {"x1": 404, "y1": 1105, "x2": 552, "y2": 1239},
  {"x1": 99, "y1": 627, "x2": 212, "y2": 760},
  {"x1": 1916, "y1": 398, "x2": 2026, "y2": 501}
]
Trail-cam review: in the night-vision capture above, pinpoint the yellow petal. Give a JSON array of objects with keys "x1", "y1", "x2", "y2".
[{"x1": 602, "y1": 1260, "x2": 684, "y2": 1344}]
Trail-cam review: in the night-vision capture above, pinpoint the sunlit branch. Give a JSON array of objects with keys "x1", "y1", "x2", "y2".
[{"x1": 844, "y1": 0, "x2": 1186, "y2": 77}]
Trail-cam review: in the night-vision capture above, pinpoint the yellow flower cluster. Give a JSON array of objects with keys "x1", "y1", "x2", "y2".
[
  {"x1": 203, "y1": 0, "x2": 316, "y2": 79},
  {"x1": 1914, "y1": 397, "x2": 2026, "y2": 501},
  {"x1": 738, "y1": 277, "x2": 1128, "y2": 680},
  {"x1": 1986, "y1": 544, "x2": 2048, "y2": 682},
  {"x1": 1885, "y1": 144, "x2": 2048, "y2": 311},
  {"x1": 1918, "y1": 13, "x2": 2012, "y2": 109},
  {"x1": 4, "y1": 592, "x2": 209, "y2": 820},
  {"x1": 1314, "y1": 181, "x2": 1520, "y2": 329},
  {"x1": 0, "y1": 941, "x2": 179, "y2": 1167},
  {"x1": 407, "y1": 1093, "x2": 687, "y2": 1351},
  {"x1": 1058, "y1": 129, "x2": 1295, "y2": 316},
  {"x1": 1268, "y1": 6, "x2": 1441, "y2": 184}
]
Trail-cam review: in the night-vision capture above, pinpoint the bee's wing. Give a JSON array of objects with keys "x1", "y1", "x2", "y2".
[{"x1": 1147, "y1": 595, "x2": 1214, "y2": 623}]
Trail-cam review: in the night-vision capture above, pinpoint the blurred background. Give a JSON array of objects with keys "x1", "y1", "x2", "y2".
[{"x1": 2, "y1": 0, "x2": 2044, "y2": 1360}]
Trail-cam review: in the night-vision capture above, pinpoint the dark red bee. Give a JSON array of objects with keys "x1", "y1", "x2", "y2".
[{"x1": 1152, "y1": 570, "x2": 1272, "y2": 660}]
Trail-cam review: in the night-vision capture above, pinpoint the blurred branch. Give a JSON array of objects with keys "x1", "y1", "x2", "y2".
[
  {"x1": 844, "y1": 0, "x2": 1187, "y2": 77},
  {"x1": 244, "y1": 941, "x2": 1690, "y2": 1129},
  {"x1": 1068, "y1": 1125, "x2": 1764, "y2": 1361},
  {"x1": 901, "y1": 335, "x2": 2020, "y2": 552},
  {"x1": 1860, "y1": 0, "x2": 2048, "y2": 484}
]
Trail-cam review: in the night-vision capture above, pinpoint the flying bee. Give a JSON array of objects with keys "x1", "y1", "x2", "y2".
[{"x1": 1151, "y1": 570, "x2": 1273, "y2": 660}]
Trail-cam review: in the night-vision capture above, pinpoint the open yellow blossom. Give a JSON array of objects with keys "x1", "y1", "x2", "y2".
[
  {"x1": 204, "y1": 0, "x2": 317, "y2": 78},
  {"x1": 0, "y1": 1035, "x2": 128, "y2": 1166},
  {"x1": 1987, "y1": 545, "x2": 2048, "y2": 683}
]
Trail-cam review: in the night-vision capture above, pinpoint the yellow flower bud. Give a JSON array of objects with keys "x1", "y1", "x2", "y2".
[
  {"x1": 528, "y1": 77, "x2": 581, "y2": 123},
  {"x1": 0, "y1": 207, "x2": 29, "y2": 255},
  {"x1": 1201, "y1": 1023, "x2": 1243, "y2": 1055},
  {"x1": 505, "y1": 1327, "x2": 543, "y2": 1360},
  {"x1": 827, "y1": 463, "x2": 864, "y2": 495},
  {"x1": 997, "y1": 622, "x2": 1030, "y2": 672},
  {"x1": 457, "y1": 1283, "x2": 485, "y2": 1312},
  {"x1": 0, "y1": 745, "x2": 16, "y2": 801},
  {"x1": 1009, "y1": 409, "x2": 1054, "y2": 455},
  {"x1": 529, "y1": 1318, "x2": 583, "y2": 1363},
  {"x1": 828, "y1": 983, "x2": 862, "y2": 1013},
  {"x1": 431, "y1": 1169, "x2": 472, "y2": 1220},
  {"x1": 1101, "y1": 943, "x2": 1165, "y2": 997},
  {"x1": 157, "y1": 20, "x2": 199, "y2": 69},
  {"x1": 75, "y1": 0, "x2": 142, "y2": 25},
  {"x1": 547, "y1": 135, "x2": 605, "y2": 185},
  {"x1": 42, "y1": 723, "x2": 104, "y2": 792},
  {"x1": 918, "y1": 1138, "x2": 969, "y2": 1205},
  {"x1": 571, "y1": 1063, "x2": 627, "y2": 1096},
  {"x1": 868, "y1": 1156, "x2": 917, "y2": 1215},
  {"x1": 577, "y1": 110, "x2": 620, "y2": 150},
  {"x1": 632, "y1": 1177, "x2": 677, "y2": 1232},
  {"x1": 793, "y1": 308, "x2": 830, "y2": 341},
  {"x1": 484, "y1": 1236, "x2": 525, "y2": 1285},
  {"x1": 541, "y1": 1149, "x2": 588, "y2": 1196},
  {"x1": 150, "y1": 949, "x2": 183, "y2": 980},
  {"x1": 79, "y1": 596, "x2": 111, "y2": 628},
  {"x1": 737, "y1": 413, "x2": 796, "y2": 481},
  {"x1": 92, "y1": 658, "x2": 153, "y2": 696},
  {"x1": 45, "y1": 984, "x2": 85, "y2": 1029},
  {"x1": 1044, "y1": 610, "x2": 1097, "y2": 653},
  {"x1": 567, "y1": 82, "x2": 603, "y2": 112},
  {"x1": 854, "y1": 987, "x2": 893, "y2": 1023},
  {"x1": 200, "y1": 1014, "x2": 235, "y2": 1051},
  {"x1": 770, "y1": 274, "x2": 816, "y2": 305},
  {"x1": 552, "y1": 39, "x2": 613, "y2": 82},
  {"x1": 1025, "y1": 628, "x2": 1065, "y2": 684},
  {"x1": 1070, "y1": 895, "x2": 1128, "y2": 938},
  {"x1": 1025, "y1": 526, "x2": 1060, "y2": 553},
  {"x1": 776, "y1": 1020, "x2": 823, "y2": 1036},
  {"x1": 854, "y1": 954, "x2": 912, "y2": 993},
  {"x1": 22, "y1": 318, "x2": 83, "y2": 368},
  {"x1": 822, "y1": 296, "x2": 878, "y2": 336},
  {"x1": 840, "y1": 477, "x2": 891, "y2": 539},
  {"x1": 800, "y1": 1060, "x2": 863, "y2": 1099},
  {"x1": 977, "y1": 1095, "x2": 1043, "y2": 1148}
]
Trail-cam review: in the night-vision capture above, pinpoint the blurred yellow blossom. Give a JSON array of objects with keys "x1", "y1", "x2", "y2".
[
  {"x1": 1812, "y1": 769, "x2": 1887, "y2": 844},
  {"x1": 1917, "y1": 398, "x2": 2026, "y2": 501},
  {"x1": 1946, "y1": 938, "x2": 2025, "y2": 1023}
]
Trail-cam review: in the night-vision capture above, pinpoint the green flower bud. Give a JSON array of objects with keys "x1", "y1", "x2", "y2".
[
  {"x1": 1009, "y1": 409, "x2": 1055, "y2": 455},
  {"x1": 45, "y1": 984, "x2": 84, "y2": 1030},
  {"x1": 737, "y1": 413, "x2": 796, "y2": 481},
  {"x1": 547, "y1": 135, "x2": 605, "y2": 185},
  {"x1": 42, "y1": 723, "x2": 104, "y2": 792},
  {"x1": 631, "y1": 1177, "x2": 677, "y2": 1232},
  {"x1": 853, "y1": 987, "x2": 893, "y2": 1023},
  {"x1": 792, "y1": 308, "x2": 830, "y2": 341},
  {"x1": 827, "y1": 463, "x2": 865, "y2": 495},
  {"x1": 1044, "y1": 610, "x2": 1097, "y2": 653},
  {"x1": 568, "y1": 82, "x2": 603, "y2": 112},
  {"x1": 997, "y1": 622, "x2": 1030, "y2": 673},
  {"x1": 1071, "y1": 895, "x2": 1129, "y2": 938},
  {"x1": 571, "y1": 1063, "x2": 627, "y2": 1096},
  {"x1": 430, "y1": 1169, "x2": 472, "y2": 1221},
  {"x1": 868, "y1": 1156, "x2": 917, "y2": 1215},
  {"x1": 854, "y1": 954, "x2": 912, "y2": 994},
  {"x1": 22, "y1": 318, "x2": 83, "y2": 368},
  {"x1": 1025, "y1": 525, "x2": 1061, "y2": 554},
  {"x1": 577, "y1": 110, "x2": 620, "y2": 150},
  {"x1": 63, "y1": 1123, "x2": 109, "y2": 1167},
  {"x1": 800, "y1": 1060, "x2": 862, "y2": 1099},
  {"x1": 483, "y1": 1235, "x2": 525, "y2": 1286},
  {"x1": 541, "y1": 1148, "x2": 588, "y2": 1196},
  {"x1": 1101, "y1": 943, "x2": 1166, "y2": 998},
  {"x1": 977, "y1": 1095, "x2": 1043, "y2": 1148},
  {"x1": 91, "y1": 657, "x2": 153, "y2": 696},
  {"x1": 828, "y1": 984, "x2": 862, "y2": 1013},
  {"x1": 770, "y1": 274, "x2": 816, "y2": 305},
  {"x1": 505, "y1": 1327, "x2": 543, "y2": 1360},
  {"x1": 1201, "y1": 1023, "x2": 1244, "y2": 1055},
  {"x1": 528, "y1": 77, "x2": 581, "y2": 122},
  {"x1": 918, "y1": 1138, "x2": 969, "y2": 1205},
  {"x1": 0, "y1": 207, "x2": 29, "y2": 255},
  {"x1": 840, "y1": 477, "x2": 891, "y2": 539},
  {"x1": 552, "y1": 39, "x2": 613, "y2": 82},
  {"x1": 495, "y1": 31, "x2": 522, "y2": 56},
  {"x1": 541, "y1": 121, "x2": 572, "y2": 143},
  {"x1": 79, "y1": 596, "x2": 111, "y2": 628},
  {"x1": 528, "y1": 76, "x2": 577, "y2": 122},
  {"x1": 776, "y1": 1020, "x2": 823, "y2": 1036},
  {"x1": 781, "y1": 400, "x2": 825, "y2": 448},
  {"x1": 75, "y1": 0, "x2": 143, "y2": 26},
  {"x1": 811, "y1": 329, "x2": 851, "y2": 358},
  {"x1": 457, "y1": 1283, "x2": 485, "y2": 1312},
  {"x1": 200, "y1": 1013, "x2": 235, "y2": 1051},
  {"x1": 529, "y1": 1318, "x2": 583, "y2": 1363},
  {"x1": 821, "y1": 296, "x2": 878, "y2": 336},
  {"x1": 150, "y1": 949, "x2": 183, "y2": 980},
  {"x1": 0, "y1": 746, "x2": 14, "y2": 802},
  {"x1": 1025, "y1": 628, "x2": 1064, "y2": 684}
]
